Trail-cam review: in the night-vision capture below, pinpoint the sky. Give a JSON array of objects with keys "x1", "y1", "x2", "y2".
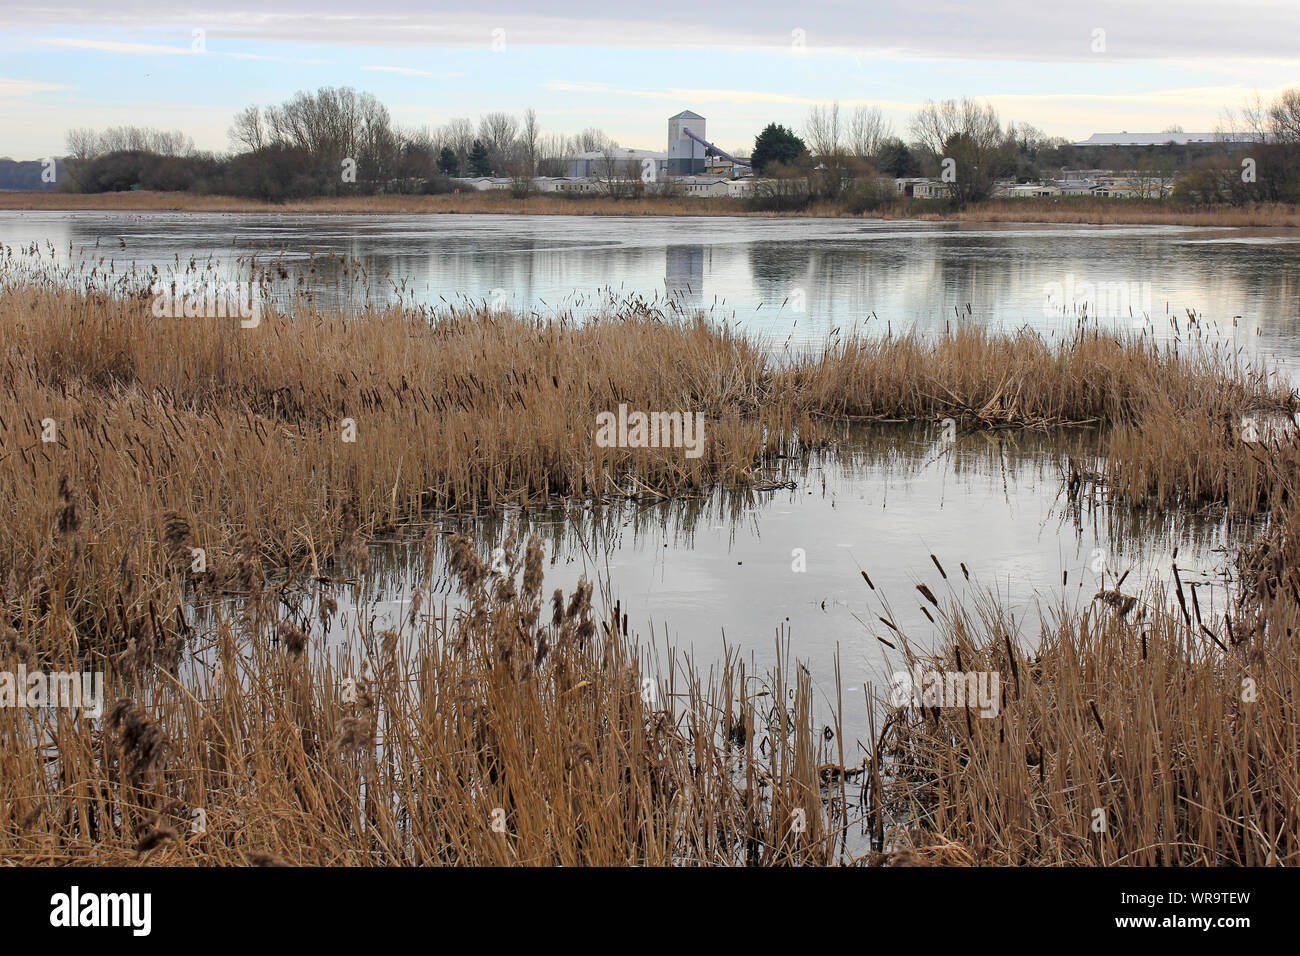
[{"x1": 1, "y1": 0, "x2": 1298, "y2": 160}]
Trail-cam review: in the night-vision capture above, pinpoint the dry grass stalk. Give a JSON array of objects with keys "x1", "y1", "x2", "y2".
[
  {"x1": 3, "y1": 253, "x2": 1297, "y2": 866},
  {"x1": 3, "y1": 190, "x2": 1299, "y2": 227}
]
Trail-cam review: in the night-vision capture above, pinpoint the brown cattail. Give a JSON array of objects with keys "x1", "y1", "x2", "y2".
[
  {"x1": 330, "y1": 715, "x2": 374, "y2": 755},
  {"x1": 1093, "y1": 590, "x2": 1137, "y2": 616},
  {"x1": 2, "y1": 626, "x2": 33, "y2": 665},
  {"x1": 318, "y1": 592, "x2": 339, "y2": 627},
  {"x1": 135, "y1": 826, "x2": 178, "y2": 857},
  {"x1": 107, "y1": 700, "x2": 171, "y2": 788},
  {"x1": 522, "y1": 535, "x2": 544, "y2": 600},
  {"x1": 448, "y1": 533, "x2": 487, "y2": 591},
  {"x1": 163, "y1": 510, "x2": 191, "y2": 563},
  {"x1": 56, "y1": 475, "x2": 81, "y2": 536},
  {"x1": 276, "y1": 619, "x2": 308, "y2": 658},
  {"x1": 246, "y1": 852, "x2": 291, "y2": 867}
]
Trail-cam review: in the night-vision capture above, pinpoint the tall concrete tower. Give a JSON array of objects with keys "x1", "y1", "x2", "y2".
[{"x1": 667, "y1": 111, "x2": 707, "y2": 175}]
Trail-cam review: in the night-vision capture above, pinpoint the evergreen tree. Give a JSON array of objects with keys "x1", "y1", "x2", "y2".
[
  {"x1": 437, "y1": 146, "x2": 459, "y2": 176},
  {"x1": 751, "y1": 124, "x2": 808, "y2": 174},
  {"x1": 875, "y1": 137, "x2": 920, "y2": 178},
  {"x1": 468, "y1": 140, "x2": 492, "y2": 176}
]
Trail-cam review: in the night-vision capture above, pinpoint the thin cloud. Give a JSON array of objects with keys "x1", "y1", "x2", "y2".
[
  {"x1": 8, "y1": 2, "x2": 1300, "y2": 62},
  {"x1": 0, "y1": 77, "x2": 70, "y2": 96},
  {"x1": 41, "y1": 37, "x2": 195, "y2": 55},
  {"x1": 39, "y1": 36, "x2": 318, "y2": 62},
  {"x1": 544, "y1": 81, "x2": 912, "y2": 110},
  {"x1": 361, "y1": 65, "x2": 463, "y2": 77}
]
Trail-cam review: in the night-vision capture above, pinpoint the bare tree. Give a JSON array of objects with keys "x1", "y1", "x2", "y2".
[
  {"x1": 478, "y1": 112, "x2": 519, "y2": 175},
  {"x1": 910, "y1": 98, "x2": 1006, "y2": 204},
  {"x1": 229, "y1": 105, "x2": 268, "y2": 152},
  {"x1": 394, "y1": 124, "x2": 437, "y2": 184},
  {"x1": 440, "y1": 117, "x2": 476, "y2": 171},
  {"x1": 63, "y1": 128, "x2": 99, "y2": 189},
  {"x1": 150, "y1": 129, "x2": 194, "y2": 155},
  {"x1": 804, "y1": 102, "x2": 842, "y2": 161},
  {"x1": 847, "y1": 105, "x2": 891, "y2": 160},
  {"x1": 574, "y1": 127, "x2": 615, "y2": 152},
  {"x1": 1131, "y1": 156, "x2": 1174, "y2": 199},
  {"x1": 594, "y1": 144, "x2": 642, "y2": 198},
  {"x1": 66, "y1": 126, "x2": 195, "y2": 156},
  {"x1": 356, "y1": 92, "x2": 397, "y2": 180},
  {"x1": 517, "y1": 108, "x2": 540, "y2": 178},
  {"x1": 1268, "y1": 88, "x2": 1300, "y2": 143},
  {"x1": 267, "y1": 90, "x2": 330, "y2": 155},
  {"x1": 1204, "y1": 86, "x2": 1300, "y2": 204},
  {"x1": 248, "y1": 86, "x2": 403, "y2": 190},
  {"x1": 536, "y1": 132, "x2": 572, "y2": 176},
  {"x1": 806, "y1": 102, "x2": 867, "y2": 199},
  {"x1": 65, "y1": 128, "x2": 98, "y2": 162}
]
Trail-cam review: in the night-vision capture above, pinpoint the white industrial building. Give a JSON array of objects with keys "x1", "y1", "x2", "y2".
[
  {"x1": 667, "y1": 110, "x2": 709, "y2": 175},
  {"x1": 446, "y1": 112, "x2": 754, "y2": 198},
  {"x1": 548, "y1": 111, "x2": 752, "y2": 187},
  {"x1": 563, "y1": 148, "x2": 666, "y2": 179},
  {"x1": 1073, "y1": 132, "x2": 1259, "y2": 147}
]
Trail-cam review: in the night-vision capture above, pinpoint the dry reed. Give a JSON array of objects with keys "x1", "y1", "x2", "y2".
[
  {"x1": 2, "y1": 249, "x2": 1296, "y2": 866},
  {"x1": 4, "y1": 189, "x2": 1298, "y2": 227},
  {"x1": 0, "y1": 528, "x2": 846, "y2": 865}
]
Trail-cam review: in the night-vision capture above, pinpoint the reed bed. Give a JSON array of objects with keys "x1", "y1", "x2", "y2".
[
  {"x1": 1, "y1": 253, "x2": 1286, "y2": 664},
  {"x1": 5, "y1": 190, "x2": 1299, "y2": 227},
  {"x1": 909, "y1": 198, "x2": 1300, "y2": 228},
  {"x1": 0, "y1": 528, "x2": 847, "y2": 865},
  {"x1": 1101, "y1": 392, "x2": 1297, "y2": 516},
  {"x1": 873, "y1": 573, "x2": 1300, "y2": 865},
  {"x1": 0, "y1": 254, "x2": 1289, "y2": 669},
  {"x1": 877, "y1": 398, "x2": 1300, "y2": 865},
  {"x1": 3, "y1": 251, "x2": 1297, "y2": 866}
]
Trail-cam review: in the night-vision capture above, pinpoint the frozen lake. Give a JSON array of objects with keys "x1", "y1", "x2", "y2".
[{"x1": 3, "y1": 210, "x2": 1300, "y2": 370}]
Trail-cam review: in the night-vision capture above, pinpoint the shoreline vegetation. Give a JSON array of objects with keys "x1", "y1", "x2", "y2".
[
  {"x1": 3, "y1": 257, "x2": 1300, "y2": 864},
  {"x1": 3, "y1": 189, "x2": 1300, "y2": 227}
]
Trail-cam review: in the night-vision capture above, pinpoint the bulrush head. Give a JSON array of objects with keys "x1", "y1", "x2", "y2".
[
  {"x1": 447, "y1": 533, "x2": 487, "y2": 591},
  {"x1": 106, "y1": 699, "x2": 171, "y2": 789},
  {"x1": 329, "y1": 715, "x2": 374, "y2": 756},
  {"x1": 56, "y1": 474, "x2": 81, "y2": 537},
  {"x1": 276, "y1": 619, "x2": 309, "y2": 658}
]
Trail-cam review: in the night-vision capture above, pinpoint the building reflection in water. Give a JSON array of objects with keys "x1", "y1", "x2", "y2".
[{"x1": 665, "y1": 244, "x2": 705, "y2": 309}]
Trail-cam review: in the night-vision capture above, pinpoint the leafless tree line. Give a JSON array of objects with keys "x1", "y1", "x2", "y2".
[
  {"x1": 1180, "y1": 87, "x2": 1300, "y2": 203},
  {"x1": 803, "y1": 103, "x2": 893, "y2": 162},
  {"x1": 797, "y1": 98, "x2": 1075, "y2": 203},
  {"x1": 1221, "y1": 88, "x2": 1300, "y2": 145},
  {"x1": 426, "y1": 115, "x2": 617, "y2": 177},
  {"x1": 226, "y1": 87, "x2": 401, "y2": 181},
  {"x1": 65, "y1": 127, "x2": 196, "y2": 161},
  {"x1": 229, "y1": 91, "x2": 618, "y2": 179}
]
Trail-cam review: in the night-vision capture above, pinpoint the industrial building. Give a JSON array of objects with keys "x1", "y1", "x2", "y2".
[
  {"x1": 668, "y1": 110, "x2": 709, "y2": 175},
  {"x1": 1072, "y1": 132, "x2": 1259, "y2": 147},
  {"x1": 448, "y1": 112, "x2": 755, "y2": 197},
  {"x1": 563, "y1": 148, "x2": 665, "y2": 179},
  {"x1": 894, "y1": 175, "x2": 1177, "y2": 200},
  {"x1": 557, "y1": 111, "x2": 750, "y2": 179}
]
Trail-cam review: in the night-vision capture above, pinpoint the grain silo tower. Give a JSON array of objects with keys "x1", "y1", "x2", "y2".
[{"x1": 667, "y1": 111, "x2": 707, "y2": 175}]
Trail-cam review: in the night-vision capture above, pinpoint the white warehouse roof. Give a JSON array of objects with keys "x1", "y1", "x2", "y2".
[
  {"x1": 565, "y1": 149, "x2": 666, "y2": 160},
  {"x1": 1073, "y1": 132, "x2": 1259, "y2": 146}
]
